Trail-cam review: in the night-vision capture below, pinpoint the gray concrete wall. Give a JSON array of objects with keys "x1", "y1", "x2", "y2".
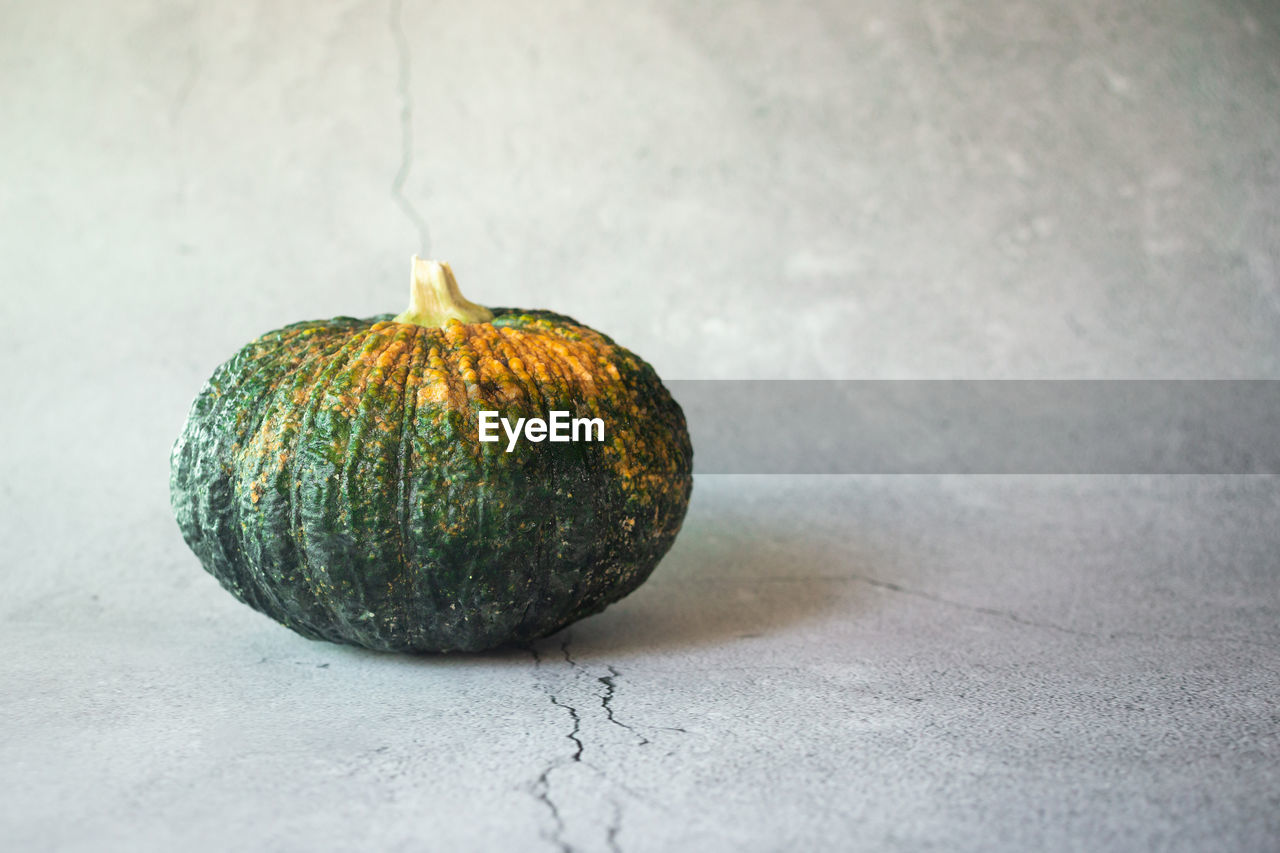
[{"x1": 2, "y1": 1, "x2": 1278, "y2": 850}]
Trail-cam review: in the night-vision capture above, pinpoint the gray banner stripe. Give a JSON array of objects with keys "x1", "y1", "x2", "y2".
[{"x1": 665, "y1": 381, "x2": 1280, "y2": 474}]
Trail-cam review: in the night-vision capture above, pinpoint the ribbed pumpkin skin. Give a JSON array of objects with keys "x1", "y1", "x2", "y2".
[{"x1": 170, "y1": 308, "x2": 692, "y2": 652}]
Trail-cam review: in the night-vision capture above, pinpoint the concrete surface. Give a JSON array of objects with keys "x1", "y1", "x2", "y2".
[{"x1": 2, "y1": 0, "x2": 1279, "y2": 851}]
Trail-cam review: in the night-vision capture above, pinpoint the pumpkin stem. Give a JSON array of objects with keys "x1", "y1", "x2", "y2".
[{"x1": 393, "y1": 256, "x2": 494, "y2": 328}]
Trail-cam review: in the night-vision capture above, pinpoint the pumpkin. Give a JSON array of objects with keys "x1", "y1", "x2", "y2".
[{"x1": 170, "y1": 258, "x2": 693, "y2": 652}]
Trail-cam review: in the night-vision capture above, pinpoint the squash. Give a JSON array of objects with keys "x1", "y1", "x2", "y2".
[{"x1": 170, "y1": 258, "x2": 693, "y2": 652}]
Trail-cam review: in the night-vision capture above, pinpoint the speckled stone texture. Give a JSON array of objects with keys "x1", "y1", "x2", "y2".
[{"x1": 1, "y1": 0, "x2": 1278, "y2": 850}]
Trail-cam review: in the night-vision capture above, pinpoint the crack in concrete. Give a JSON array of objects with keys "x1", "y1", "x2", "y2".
[
  {"x1": 526, "y1": 642, "x2": 576, "y2": 853},
  {"x1": 599, "y1": 666, "x2": 651, "y2": 746},
  {"x1": 605, "y1": 799, "x2": 623, "y2": 853},
  {"x1": 841, "y1": 573, "x2": 1279, "y2": 648},
  {"x1": 388, "y1": 0, "x2": 431, "y2": 254},
  {"x1": 523, "y1": 634, "x2": 683, "y2": 850},
  {"x1": 560, "y1": 634, "x2": 586, "y2": 672},
  {"x1": 748, "y1": 573, "x2": 1095, "y2": 638},
  {"x1": 530, "y1": 765, "x2": 572, "y2": 853},
  {"x1": 526, "y1": 639, "x2": 589, "y2": 853},
  {"x1": 550, "y1": 695, "x2": 584, "y2": 762},
  {"x1": 565, "y1": 638, "x2": 687, "y2": 742},
  {"x1": 846, "y1": 573, "x2": 1095, "y2": 638}
]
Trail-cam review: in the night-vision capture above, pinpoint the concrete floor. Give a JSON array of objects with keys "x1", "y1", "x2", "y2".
[{"x1": 2, "y1": 0, "x2": 1279, "y2": 850}]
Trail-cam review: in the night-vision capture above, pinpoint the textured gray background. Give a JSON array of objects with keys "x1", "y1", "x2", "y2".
[{"x1": 2, "y1": 0, "x2": 1279, "y2": 851}]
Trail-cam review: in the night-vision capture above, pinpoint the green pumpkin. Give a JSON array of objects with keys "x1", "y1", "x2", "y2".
[{"x1": 170, "y1": 258, "x2": 693, "y2": 652}]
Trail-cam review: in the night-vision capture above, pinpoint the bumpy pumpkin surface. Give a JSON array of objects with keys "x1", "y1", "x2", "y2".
[{"x1": 170, "y1": 260, "x2": 692, "y2": 652}]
